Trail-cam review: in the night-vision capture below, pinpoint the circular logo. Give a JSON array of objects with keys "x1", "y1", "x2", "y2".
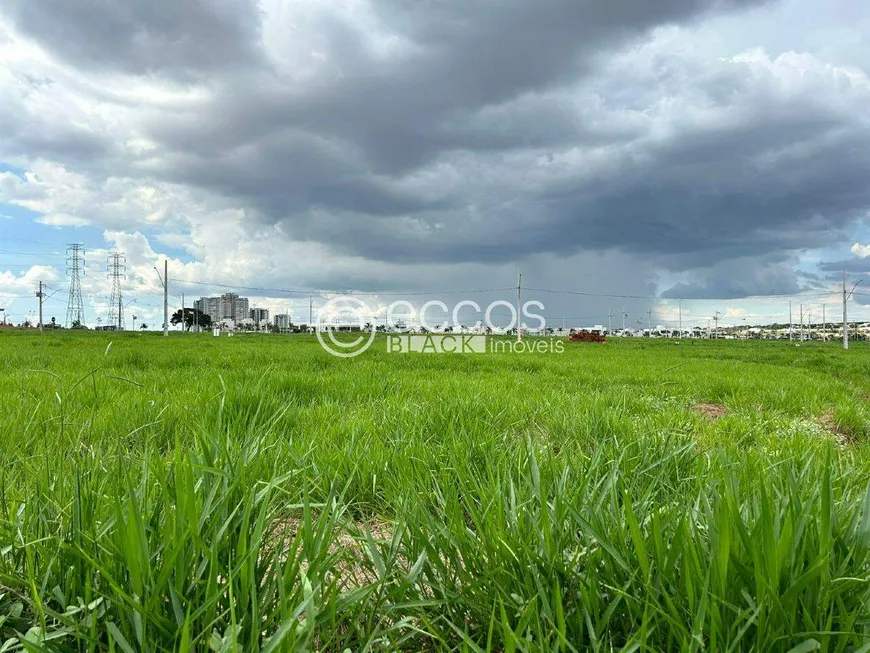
[{"x1": 315, "y1": 295, "x2": 377, "y2": 358}]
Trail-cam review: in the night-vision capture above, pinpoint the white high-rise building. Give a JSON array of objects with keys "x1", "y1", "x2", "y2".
[
  {"x1": 221, "y1": 293, "x2": 249, "y2": 322},
  {"x1": 195, "y1": 294, "x2": 250, "y2": 326},
  {"x1": 194, "y1": 297, "x2": 221, "y2": 323},
  {"x1": 250, "y1": 308, "x2": 270, "y2": 325},
  {"x1": 274, "y1": 313, "x2": 292, "y2": 330}
]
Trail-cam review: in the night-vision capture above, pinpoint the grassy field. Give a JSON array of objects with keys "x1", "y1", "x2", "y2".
[{"x1": 1, "y1": 332, "x2": 870, "y2": 651}]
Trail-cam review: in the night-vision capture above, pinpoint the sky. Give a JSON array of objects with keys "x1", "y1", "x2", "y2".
[{"x1": 2, "y1": 0, "x2": 870, "y2": 331}]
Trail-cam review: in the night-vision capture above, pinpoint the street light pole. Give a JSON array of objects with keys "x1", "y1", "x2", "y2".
[
  {"x1": 844, "y1": 273, "x2": 848, "y2": 350},
  {"x1": 678, "y1": 299, "x2": 682, "y2": 340},
  {"x1": 844, "y1": 274, "x2": 864, "y2": 350},
  {"x1": 516, "y1": 270, "x2": 522, "y2": 342},
  {"x1": 154, "y1": 262, "x2": 169, "y2": 337}
]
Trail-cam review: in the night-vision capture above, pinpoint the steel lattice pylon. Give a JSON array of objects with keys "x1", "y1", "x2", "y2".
[
  {"x1": 65, "y1": 244, "x2": 86, "y2": 328},
  {"x1": 107, "y1": 252, "x2": 127, "y2": 331}
]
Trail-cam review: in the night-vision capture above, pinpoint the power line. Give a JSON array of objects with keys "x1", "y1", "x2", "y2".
[
  {"x1": 170, "y1": 278, "x2": 515, "y2": 297},
  {"x1": 523, "y1": 287, "x2": 834, "y2": 301},
  {"x1": 0, "y1": 263, "x2": 64, "y2": 269},
  {"x1": 0, "y1": 249, "x2": 67, "y2": 259},
  {"x1": 0, "y1": 236, "x2": 66, "y2": 247}
]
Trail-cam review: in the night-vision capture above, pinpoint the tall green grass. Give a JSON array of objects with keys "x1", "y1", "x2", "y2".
[{"x1": 1, "y1": 332, "x2": 870, "y2": 651}]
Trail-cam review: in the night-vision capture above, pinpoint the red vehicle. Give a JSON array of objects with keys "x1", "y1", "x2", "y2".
[{"x1": 568, "y1": 330, "x2": 606, "y2": 343}]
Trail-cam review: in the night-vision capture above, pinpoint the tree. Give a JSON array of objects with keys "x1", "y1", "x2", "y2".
[
  {"x1": 140, "y1": 323, "x2": 148, "y2": 330},
  {"x1": 170, "y1": 308, "x2": 211, "y2": 331}
]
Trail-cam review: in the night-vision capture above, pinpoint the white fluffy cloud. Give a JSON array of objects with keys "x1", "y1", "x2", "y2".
[{"x1": 851, "y1": 242, "x2": 870, "y2": 258}]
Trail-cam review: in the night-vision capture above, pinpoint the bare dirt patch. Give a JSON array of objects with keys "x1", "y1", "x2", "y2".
[
  {"x1": 818, "y1": 409, "x2": 852, "y2": 444},
  {"x1": 270, "y1": 516, "x2": 397, "y2": 588},
  {"x1": 694, "y1": 402, "x2": 728, "y2": 419}
]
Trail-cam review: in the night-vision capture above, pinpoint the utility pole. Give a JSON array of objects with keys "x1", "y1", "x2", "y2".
[
  {"x1": 163, "y1": 261, "x2": 167, "y2": 336},
  {"x1": 799, "y1": 304, "x2": 804, "y2": 342},
  {"x1": 608, "y1": 309, "x2": 612, "y2": 336},
  {"x1": 309, "y1": 296, "x2": 313, "y2": 327},
  {"x1": 843, "y1": 273, "x2": 848, "y2": 350},
  {"x1": 621, "y1": 307, "x2": 626, "y2": 333},
  {"x1": 155, "y1": 261, "x2": 169, "y2": 337},
  {"x1": 714, "y1": 311, "x2": 721, "y2": 339},
  {"x1": 789, "y1": 301, "x2": 793, "y2": 341},
  {"x1": 823, "y1": 303, "x2": 826, "y2": 341},
  {"x1": 841, "y1": 274, "x2": 864, "y2": 350},
  {"x1": 36, "y1": 281, "x2": 44, "y2": 332},
  {"x1": 647, "y1": 305, "x2": 652, "y2": 337},
  {"x1": 516, "y1": 270, "x2": 522, "y2": 342},
  {"x1": 678, "y1": 299, "x2": 682, "y2": 339}
]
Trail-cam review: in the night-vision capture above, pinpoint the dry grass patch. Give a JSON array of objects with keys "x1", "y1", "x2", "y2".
[
  {"x1": 271, "y1": 516, "x2": 397, "y2": 588},
  {"x1": 694, "y1": 402, "x2": 728, "y2": 419},
  {"x1": 818, "y1": 409, "x2": 853, "y2": 444}
]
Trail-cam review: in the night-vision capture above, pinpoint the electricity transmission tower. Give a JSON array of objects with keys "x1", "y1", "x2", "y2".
[
  {"x1": 65, "y1": 244, "x2": 86, "y2": 328},
  {"x1": 107, "y1": 253, "x2": 127, "y2": 331}
]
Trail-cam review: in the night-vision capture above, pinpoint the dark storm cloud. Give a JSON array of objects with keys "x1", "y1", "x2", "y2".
[
  {"x1": 661, "y1": 255, "x2": 805, "y2": 299},
  {"x1": 0, "y1": 118, "x2": 111, "y2": 163},
  {"x1": 244, "y1": 101, "x2": 869, "y2": 272},
  {"x1": 811, "y1": 260, "x2": 870, "y2": 305},
  {"x1": 546, "y1": 124, "x2": 870, "y2": 266},
  {"x1": 152, "y1": 130, "x2": 445, "y2": 218},
  {"x1": 140, "y1": 0, "x2": 771, "y2": 171},
  {"x1": 4, "y1": 0, "x2": 870, "y2": 302},
  {"x1": 143, "y1": 0, "x2": 765, "y2": 171},
  {"x1": 3, "y1": 0, "x2": 262, "y2": 77},
  {"x1": 115, "y1": 0, "x2": 868, "y2": 280},
  {"x1": 818, "y1": 258, "x2": 870, "y2": 274}
]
